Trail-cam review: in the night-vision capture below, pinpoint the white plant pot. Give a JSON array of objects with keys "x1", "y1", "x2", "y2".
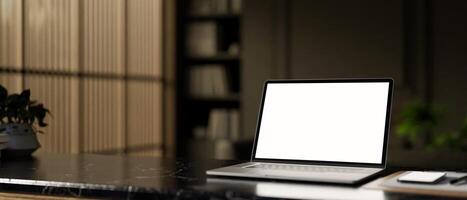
[{"x1": 0, "y1": 123, "x2": 41, "y2": 157}]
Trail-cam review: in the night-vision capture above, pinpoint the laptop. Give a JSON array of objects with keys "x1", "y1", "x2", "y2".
[{"x1": 207, "y1": 78, "x2": 393, "y2": 184}]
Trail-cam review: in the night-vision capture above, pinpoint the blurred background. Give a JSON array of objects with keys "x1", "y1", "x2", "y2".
[{"x1": 0, "y1": 0, "x2": 466, "y2": 169}]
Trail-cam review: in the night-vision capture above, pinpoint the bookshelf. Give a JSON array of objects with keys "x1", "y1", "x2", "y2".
[{"x1": 176, "y1": 0, "x2": 244, "y2": 160}]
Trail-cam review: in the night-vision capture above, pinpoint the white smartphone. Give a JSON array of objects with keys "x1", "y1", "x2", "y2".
[{"x1": 397, "y1": 171, "x2": 446, "y2": 184}]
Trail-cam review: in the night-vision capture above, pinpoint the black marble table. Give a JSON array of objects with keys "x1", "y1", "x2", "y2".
[{"x1": 0, "y1": 154, "x2": 463, "y2": 199}]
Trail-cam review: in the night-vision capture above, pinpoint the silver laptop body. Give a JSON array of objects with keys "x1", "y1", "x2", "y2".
[{"x1": 207, "y1": 79, "x2": 394, "y2": 184}]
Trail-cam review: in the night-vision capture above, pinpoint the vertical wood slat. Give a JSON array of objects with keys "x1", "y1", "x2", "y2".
[
  {"x1": 70, "y1": 0, "x2": 80, "y2": 154},
  {"x1": 23, "y1": 0, "x2": 78, "y2": 72},
  {"x1": 0, "y1": 0, "x2": 22, "y2": 68},
  {"x1": 82, "y1": 78, "x2": 124, "y2": 153},
  {"x1": 127, "y1": 81, "x2": 162, "y2": 149},
  {"x1": 24, "y1": 75, "x2": 79, "y2": 154},
  {"x1": 82, "y1": 0, "x2": 124, "y2": 75},
  {"x1": 127, "y1": 0, "x2": 163, "y2": 77},
  {"x1": 0, "y1": 74, "x2": 22, "y2": 93}
]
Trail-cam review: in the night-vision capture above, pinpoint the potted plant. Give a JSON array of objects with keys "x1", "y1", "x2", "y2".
[
  {"x1": 396, "y1": 100, "x2": 439, "y2": 149},
  {"x1": 0, "y1": 84, "x2": 50, "y2": 157},
  {"x1": 393, "y1": 100, "x2": 467, "y2": 169}
]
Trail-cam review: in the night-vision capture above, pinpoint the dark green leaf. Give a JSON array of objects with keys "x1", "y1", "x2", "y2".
[
  {"x1": 1, "y1": 88, "x2": 50, "y2": 132},
  {"x1": 17, "y1": 89, "x2": 30, "y2": 108},
  {"x1": 0, "y1": 84, "x2": 7, "y2": 102},
  {"x1": 28, "y1": 100, "x2": 38, "y2": 106}
]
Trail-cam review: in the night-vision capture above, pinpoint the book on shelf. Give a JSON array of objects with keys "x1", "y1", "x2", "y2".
[
  {"x1": 189, "y1": 0, "x2": 213, "y2": 16},
  {"x1": 227, "y1": 43, "x2": 240, "y2": 56},
  {"x1": 230, "y1": 0, "x2": 242, "y2": 14},
  {"x1": 192, "y1": 109, "x2": 239, "y2": 142},
  {"x1": 0, "y1": 142, "x2": 8, "y2": 150},
  {"x1": 189, "y1": 0, "x2": 230, "y2": 16},
  {"x1": 189, "y1": 65, "x2": 229, "y2": 97},
  {"x1": 214, "y1": 139, "x2": 235, "y2": 159},
  {"x1": 186, "y1": 22, "x2": 217, "y2": 57},
  {"x1": 215, "y1": 0, "x2": 229, "y2": 14},
  {"x1": 0, "y1": 133, "x2": 9, "y2": 152},
  {"x1": 193, "y1": 126, "x2": 207, "y2": 139},
  {"x1": 229, "y1": 109, "x2": 240, "y2": 141},
  {"x1": 0, "y1": 133, "x2": 9, "y2": 144},
  {"x1": 204, "y1": 108, "x2": 240, "y2": 141},
  {"x1": 207, "y1": 109, "x2": 230, "y2": 139}
]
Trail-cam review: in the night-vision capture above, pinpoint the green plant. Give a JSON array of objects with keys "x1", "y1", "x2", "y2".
[
  {"x1": 0, "y1": 84, "x2": 50, "y2": 133},
  {"x1": 396, "y1": 100, "x2": 467, "y2": 151},
  {"x1": 430, "y1": 117, "x2": 467, "y2": 151},
  {"x1": 396, "y1": 100, "x2": 440, "y2": 146}
]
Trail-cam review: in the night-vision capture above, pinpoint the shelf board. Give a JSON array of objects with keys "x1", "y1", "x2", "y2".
[
  {"x1": 187, "y1": 54, "x2": 240, "y2": 63},
  {"x1": 190, "y1": 95, "x2": 240, "y2": 102},
  {"x1": 187, "y1": 95, "x2": 240, "y2": 108},
  {"x1": 187, "y1": 14, "x2": 240, "y2": 21}
]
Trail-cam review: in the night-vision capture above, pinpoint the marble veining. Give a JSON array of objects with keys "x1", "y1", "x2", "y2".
[
  {"x1": 0, "y1": 154, "x2": 461, "y2": 200},
  {"x1": 0, "y1": 154, "x2": 239, "y2": 198}
]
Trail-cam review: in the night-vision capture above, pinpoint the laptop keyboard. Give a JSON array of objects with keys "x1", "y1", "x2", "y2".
[{"x1": 246, "y1": 163, "x2": 365, "y2": 173}]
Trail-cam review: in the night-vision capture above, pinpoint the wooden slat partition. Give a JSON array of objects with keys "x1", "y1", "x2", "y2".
[
  {"x1": 0, "y1": 0, "x2": 167, "y2": 156},
  {"x1": 127, "y1": 81, "x2": 162, "y2": 149},
  {"x1": 127, "y1": 0, "x2": 163, "y2": 77},
  {"x1": 24, "y1": 75, "x2": 79, "y2": 153},
  {"x1": 82, "y1": 78, "x2": 125, "y2": 153},
  {"x1": 0, "y1": 74, "x2": 22, "y2": 93},
  {"x1": 0, "y1": 0, "x2": 22, "y2": 68},
  {"x1": 23, "y1": 0, "x2": 79, "y2": 72},
  {"x1": 82, "y1": 0, "x2": 125, "y2": 75}
]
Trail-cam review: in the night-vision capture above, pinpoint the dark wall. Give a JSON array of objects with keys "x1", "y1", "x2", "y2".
[
  {"x1": 432, "y1": 0, "x2": 467, "y2": 132},
  {"x1": 242, "y1": 0, "x2": 287, "y2": 141},
  {"x1": 241, "y1": 0, "x2": 467, "y2": 151},
  {"x1": 290, "y1": 0, "x2": 403, "y2": 81},
  {"x1": 242, "y1": 0, "x2": 407, "y2": 141}
]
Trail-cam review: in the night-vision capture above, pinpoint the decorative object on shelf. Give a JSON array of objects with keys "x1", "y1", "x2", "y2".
[{"x1": 0, "y1": 85, "x2": 50, "y2": 157}]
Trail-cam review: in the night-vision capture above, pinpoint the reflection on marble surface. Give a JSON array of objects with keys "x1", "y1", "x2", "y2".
[
  {"x1": 256, "y1": 182, "x2": 383, "y2": 200},
  {"x1": 205, "y1": 177, "x2": 383, "y2": 200}
]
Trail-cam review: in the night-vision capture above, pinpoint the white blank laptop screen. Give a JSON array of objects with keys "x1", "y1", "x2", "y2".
[{"x1": 254, "y1": 82, "x2": 390, "y2": 164}]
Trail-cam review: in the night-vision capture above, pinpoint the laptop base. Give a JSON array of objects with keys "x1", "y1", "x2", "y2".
[{"x1": 207, "y1": 162, "x2": 383, "y2": 184}]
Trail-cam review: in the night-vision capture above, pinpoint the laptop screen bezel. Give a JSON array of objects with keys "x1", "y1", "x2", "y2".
[{"x1": 250, "y1": 78, "x2": 394, "y2": 168}]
